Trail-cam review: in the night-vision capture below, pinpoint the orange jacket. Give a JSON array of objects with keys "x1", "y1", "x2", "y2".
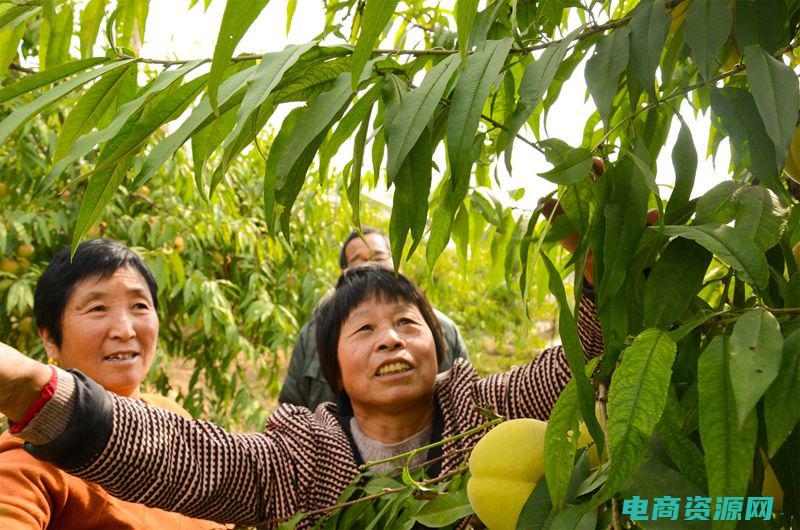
[{"x1": 0, "y1": 394, "x2": 222, "y2": 530}]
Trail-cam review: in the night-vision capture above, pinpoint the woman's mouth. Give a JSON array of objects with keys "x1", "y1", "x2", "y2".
[
  {"x1": 376, "y1": 361, "x2": 413, "y2": 377},
  {"x1": 104, "y1": 351, "x2": 140, "y2": 362}
]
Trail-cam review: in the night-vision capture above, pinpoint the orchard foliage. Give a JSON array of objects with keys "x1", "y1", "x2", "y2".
[{"x1": 2, "y1": 0, "x2": 800, "y2": 528}]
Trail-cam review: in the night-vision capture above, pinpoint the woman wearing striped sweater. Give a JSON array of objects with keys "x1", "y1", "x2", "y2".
[{"x1": 0, "y1": 264, "x2": 602, "y2": 528}]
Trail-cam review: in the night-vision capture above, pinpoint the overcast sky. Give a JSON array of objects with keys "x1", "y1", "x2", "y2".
[{"x1": 143, "y1": 1, "x2": 731, "y2": 210}]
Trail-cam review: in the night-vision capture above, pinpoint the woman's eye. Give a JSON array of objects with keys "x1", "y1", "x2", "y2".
[
  {"x1": 133, "y1": 302, "x2": 150, "y2": 310},
  {"x1": 89, "y1": 305, "x2": 107, "y2": 313},
  {"x1": 357, "y1": 324, "x2": 372, "y2": 333},
  {"x1": 397, "y1": 317, "x2": 414, "y2": 326}
]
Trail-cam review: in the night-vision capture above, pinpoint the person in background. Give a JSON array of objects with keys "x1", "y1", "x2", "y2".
[
  {"x1": 279, "y1": 227, "x2": 468, "y2": 409},
  {"x1": 0, "y1": 239, "x2": 219, "y2": 530}
]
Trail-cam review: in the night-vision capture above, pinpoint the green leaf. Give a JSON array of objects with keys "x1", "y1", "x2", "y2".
[
  {"x1": 656, "y1": 386, "x2": 708, "y2": 489},
  {"x1": 764, "y1": 328, "x2": 800, "y2": 456},
  {"x1": 0, "y1": 59, "x2": 132, "y2": 147},
  {"x1": 0, "y1": 22, "x2": 26, "y2": 80},
  {"x1": 698, "y1": 336, "x2": 757, "y2": 517},
  {"x1": 385, "y1": 54, "x2": 461, "y2": 183},
  {"x1": 662, "y1": 224, "x2": 770, "y2": 289},
  {"x1": 694, "y1": 180, "x2": 746, "y2": 225},
  {"x1": 664, "y1": 120, "x2": 697, "y2": 224},
  {"x1": 744, "y1": 45, "x2": 800, "y2": 167},
  {"x1": 683, "y1": 0, "x2": 732, "y2": 80},
  {"x1": 447, "y1": 38, "x2": 511, "y2": 186},
  {"x1": 734, "y1": 0, "x2": 785, "y2": 54},
  {"x1": 643, "y1": 238, "x2": 712, "y2": 329},
  {"x1": 273, "y1": 56, "x2": 352, "y2": 103},
  {"x1": 455, "y1": 0, "x2": 479, "y2": 60},
  {"x1": 42, "y1": 4, "x2": 74, "y2": 69},
  {"x1": 548, "y1": 505, "x2": 596, "y2": 530},
  {"x1": 584, "y1": 27, "x2": 629, "y2": 129},
  {"x1": 79, "y1": 0, "x2": 107, "y2": 59},
  {"x1": 207, "y1": 0, "x2": 269, "y2": 113},
  {"x1": 389, "y1": 128, "x2": 432, "y2": 264},
  {"x1": 54, "y1": 63, "x2": 134, "y2": 162},
  {"x1": 599, "y1": 329, "x2": 676, "y2": 502},
  {"x1": 319, "y1": 81, "x2": 383, "y2": 181},
  {"x1": 710, "y1": 87, "x2": 784, "y2": 200},
  {"x1": 276, "y1": 73, "x2": 353, "y2": 199},
  {"x1": 411, "y1": 490, "x2": 473, "y2": 527},
  {"x1": 191, "y1": 104, "x2": 239, "y2": 194},
  {"x1": 733, "y1": 186, "x2": 789, "y2": 251},
  {"x1": 541, "y1": 253, "x2": 604, "y2": 457},
  {"x1": 504, "y1": 27, "x2": 581, "y2": 170},
  {"x1": 347, "y1": 109, "x2": 371, "y2": 230},
  {"x1": 225, "y1": 42, "x2": 317, "y2": 153},
  {"x1": 628, "y1": 0, "x2": 670, "y2": 100},
  {"x1": 515, "y1": 479, "x2": 552, "y2": 530},
  {"x1": 285, "y1": 0, "x2": 297, "y2": 35},
  {"x1": 350, "y1": 0, "x2": 400, "y2": 90},
  {"x1": 264, "y1": 107, "x2": 303, "y2": 231},
  {"x1": 728, "y1": 308, "x2": 783, "y2": 427},
  {"x1": 537, "y1": 147, "x2": 593, "y2": 185},
  {"x1": 598, "y1": 158, "x2": 650, "y2": 310},
  {"x1": 544, "y1": 377, "x2": 580, "y2": 512},
  {"x1": 133, "y1": 64, "x2": 254, "y2": 187}
]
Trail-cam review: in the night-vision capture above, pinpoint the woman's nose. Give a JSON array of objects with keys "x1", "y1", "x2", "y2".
[
  {"x1": 377, "y1": 327, "x2": 404, "y2": 350},
  {"x1": 109, "y1": 311, "x2": 136, "y2": 340}
]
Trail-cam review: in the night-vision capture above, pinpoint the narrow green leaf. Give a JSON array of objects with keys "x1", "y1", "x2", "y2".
[
  {"x1": 504, "y1": 28, "x2": 581, "y2": 170},
  {"x1": 547, "y1": 505, "x2": 596, "y2": 530},
  {"x1": 207, "y1": 0, "x2": 269, "y2": 113},
  {"x1": 662, "y1": 224, "x2": 770, "y2": 289},
  {"x1": 320, "y1": 81, "x2": 382, "y2": 181},
  {"x1": 733, "y1": 186, "x2": 789, "y2": 251},
  {"x1": 543, "y1": 377, "x2": 580, "y2": 512},
  {"x1": 350, "y1": 0, "x2": 400, "y2": 90},
  {"x1": 0, "y1": 59, "x2": 132, "y2": 147},
  {"x1": 447, "y1": 38, "x2": 512, "y2": 186},
  {"x1": 225, "y1": 42, "x2": 317, "y2": 153},
  {"x1": 0, "y1": 22, "x2": 28, "y2": 81},
  {"x1": 584, "y1": 27, "x2": 629, "y2": 129},
  {"x1": 191, "y1": 104, "x2": 239, "y2": 195},
  {"x1": 734, "y1": 0, "x2": 785, "y2": 54},
  {"x1": 273, "y1": 56, "x2": 352, "y2": 103},
  {"x1": 412, "y1": 490, "x2": 473, "y2": 527},
  {"x1": 656, "y1": 386, "x2": 708, "y2": 489},
  {"x1": 79, "y1": 0, "x2": 107, "y2": 59},
  {"x1": 133, "y1": 65, "x2": 255, "y2": 187},
  {"x1": 44, "y1": 4, "x2": 73, "y2": 68},
  {"x1": 54, "y1": 63, "x2": 133, "y2": 162},
  {"x1": 698, "y1": 336, "x2": 757, "y2": 519},
  {"x1": 389, "y1": 128, "x2": 432, "y2": 264},
  {"x1": 744, "y1": 45, "x2": 800, "y2": 167},
  {"x1": 347, "y1": 109, "x2": 371, "y2": 230},
  {"x1": 276, "y1": 73, "x2": 353, "y2": 191},
  {"x1": 455, "y1": 0, "x2": 479, "y2": 61},
  {"x1": 628, "y1": 0, "x2": 670, "y2": 100},
  {"x1": 599, "y1": 329, "x2": 676, "y2": 502},
  {"x1": 664, "y1": 120, "x2": 697, "y2": 224},
  {"x1": 427, "y1": 133, "x2": 483, "y2": 269},
  {"x1": 710, "y1": 87, "x2": 784, "y2": 200},
  {"x1": 285, "y1": 0, "x2": 297, "y2": 35},
  {"x1": 541, "y1": 253, "x2": 604, "y2": 457},
  {"x1": 537, "y1": 147, "x2": 593, "y2": 185},
  {"x1": 264, "y1": 107, "x2": 303, "y2": 231},
  {"x1": 683, "y1": 0, "x2": 732, "y2": 80},
  {"x1": 643, "y1": 239, "x2": 712, "y2": 329},
  {"x1": 385, "y1": 54, "x2": 461, "y2": 183},
  {"x1": 728, "y1": 308, "x2": 783, "y2": 427},
  {"x1": 598, "y1": 158, "x2": 649, "y2": 310},
  {"x1": 0, "y1": 5, "x2": 35, "y2": 34},
  {"x1": 764, "y1": 328, "x2": 800, "y2": 456}
]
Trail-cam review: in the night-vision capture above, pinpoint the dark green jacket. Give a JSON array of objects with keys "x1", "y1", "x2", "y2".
[{"x1": 278, "y1": 309, "x2": 468, "y2": 409}]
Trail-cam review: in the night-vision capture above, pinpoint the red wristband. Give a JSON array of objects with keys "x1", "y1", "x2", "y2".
[{"x1": 9, "y1": 365, "x2": 58, "y2": 434}]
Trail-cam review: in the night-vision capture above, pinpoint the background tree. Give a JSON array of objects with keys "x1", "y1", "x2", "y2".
[{"x1": 1, "y1": 0, "x2": 800, "y2": 528}]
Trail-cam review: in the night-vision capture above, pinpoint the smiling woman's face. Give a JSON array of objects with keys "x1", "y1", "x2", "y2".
[
  {"x1": 40, "y1": 267, "x2": 159, "y2": 398},
  {"x1": 337, "y1": 296, "x2": 438, "y2": 415}
]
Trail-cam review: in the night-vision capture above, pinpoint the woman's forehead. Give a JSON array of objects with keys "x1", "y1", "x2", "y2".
[{"x1": 346, "y1": 295, "x2": 419, "y2": 318}]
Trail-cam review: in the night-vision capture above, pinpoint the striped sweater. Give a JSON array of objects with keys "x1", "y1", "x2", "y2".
[{"x1": 20, "y1": 295, "x2": 603, "y2": 528}]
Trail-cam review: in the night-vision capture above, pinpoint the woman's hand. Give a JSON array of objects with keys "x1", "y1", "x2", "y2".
[{"x1": 0, "y1": 342, "x2": 52, "y2": 423}]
